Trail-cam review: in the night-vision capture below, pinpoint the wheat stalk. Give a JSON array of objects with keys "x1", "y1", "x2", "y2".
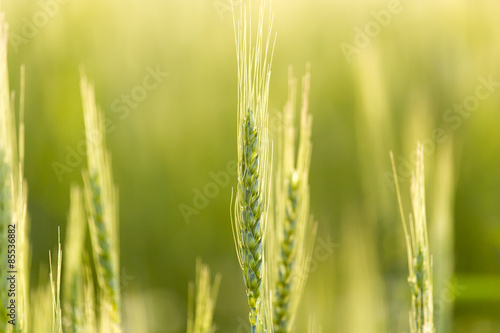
[
  {"x1": 186, "y1": 259, "x2": 222, "y2": 333},
  {"x1": 49, "y1": 229, "x2": 64, "y2": 333},
  {"x1": 231, "y1": 1, "x2": 275, "y2": 332},
  {"x1": 390, "y1": 143, "x2": 434, "y2": 333},
  {"x1": 270, "y1": 65, "x2": 317, "y2": 333},
  {"x1": 80, "y1": 73, "x2": 122, "y2": 332}
]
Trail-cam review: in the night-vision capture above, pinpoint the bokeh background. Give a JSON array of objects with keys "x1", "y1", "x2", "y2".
[{"x1": 3, "y1": 0, "x2": 500, "y2": 332}]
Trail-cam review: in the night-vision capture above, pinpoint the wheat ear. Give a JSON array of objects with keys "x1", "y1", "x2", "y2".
[
  {"x1": 0, "y1": 11, "x2": 30, "y2": 332},
  {"x1": 13, "y1": 67, "x2": 30, "y2": 333},
  {"x1": 63, "y1": 185, "x2": 87, "y2": 333},
  {"x1": 186, "y1": 259, "x2": 222, "y2": 333},
  {"x1": 0, "y1": 19, "x2": 12, "y2": 329},
  {"x1": 390, "y1": 143, "x2": 434, "y2": 333},
  {"x1": 80, "y1": 73, "x2": 122, "y2": 332},
  {"x1": 231, "y1": 1, "x2": 275, "y2": 332},
  {"x1": 271, "y1": 65, "x2": 317, "y2": 333}
]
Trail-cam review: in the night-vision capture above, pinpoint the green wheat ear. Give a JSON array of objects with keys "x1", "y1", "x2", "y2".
[
  {"x1": 63, "y1": 185, "x2": 87, "y2": 333},
  {"x1": 80, "y1": 73, "x2": 122, "y2": 332},
  {"x1": 390, "y1": 143, "x2": 434, "y2": 333},
  {"x1": 186, "y1": 259, "x2": 222, "y2": 333},
  {"x1": 231, "y1": 1, "x2": 275, "y2": 332},
  {"x1": 270, "y1": 65, "x2": 317, "y2": 333},
  {"x1": 0, "y1": 10, "x2": 30, "y2": 332}
]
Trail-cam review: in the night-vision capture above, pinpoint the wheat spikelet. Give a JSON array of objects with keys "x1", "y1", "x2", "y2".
[
  {"x1": 390, "y1": 143, "x2": 434, "y2": 333},
  {"x1": 271, "y1": 65, "x2": 317, "y2": 333},
  {"x1": 186, "y1": 259, "x2": 221, "y2": 333},
  {"x1": 80, "y1": 73, "x2": 122, "y2": 332},
  {"x1": 231, "y1": 1, "x2": 275, "y2": 331}
]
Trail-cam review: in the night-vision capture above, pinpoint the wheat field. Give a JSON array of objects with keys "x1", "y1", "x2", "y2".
[{"x1": 1, "y1": 0, "x2": 500, "y2": 332}]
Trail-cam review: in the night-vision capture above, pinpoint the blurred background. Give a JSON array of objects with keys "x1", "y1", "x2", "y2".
[{"x1": 3, "y1": 0, "x2": 500, "y2": 332}]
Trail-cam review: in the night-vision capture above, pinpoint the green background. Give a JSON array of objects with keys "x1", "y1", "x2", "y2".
[{"x1": 3, "y1": 0, "x2": 500, "y2": 332}]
